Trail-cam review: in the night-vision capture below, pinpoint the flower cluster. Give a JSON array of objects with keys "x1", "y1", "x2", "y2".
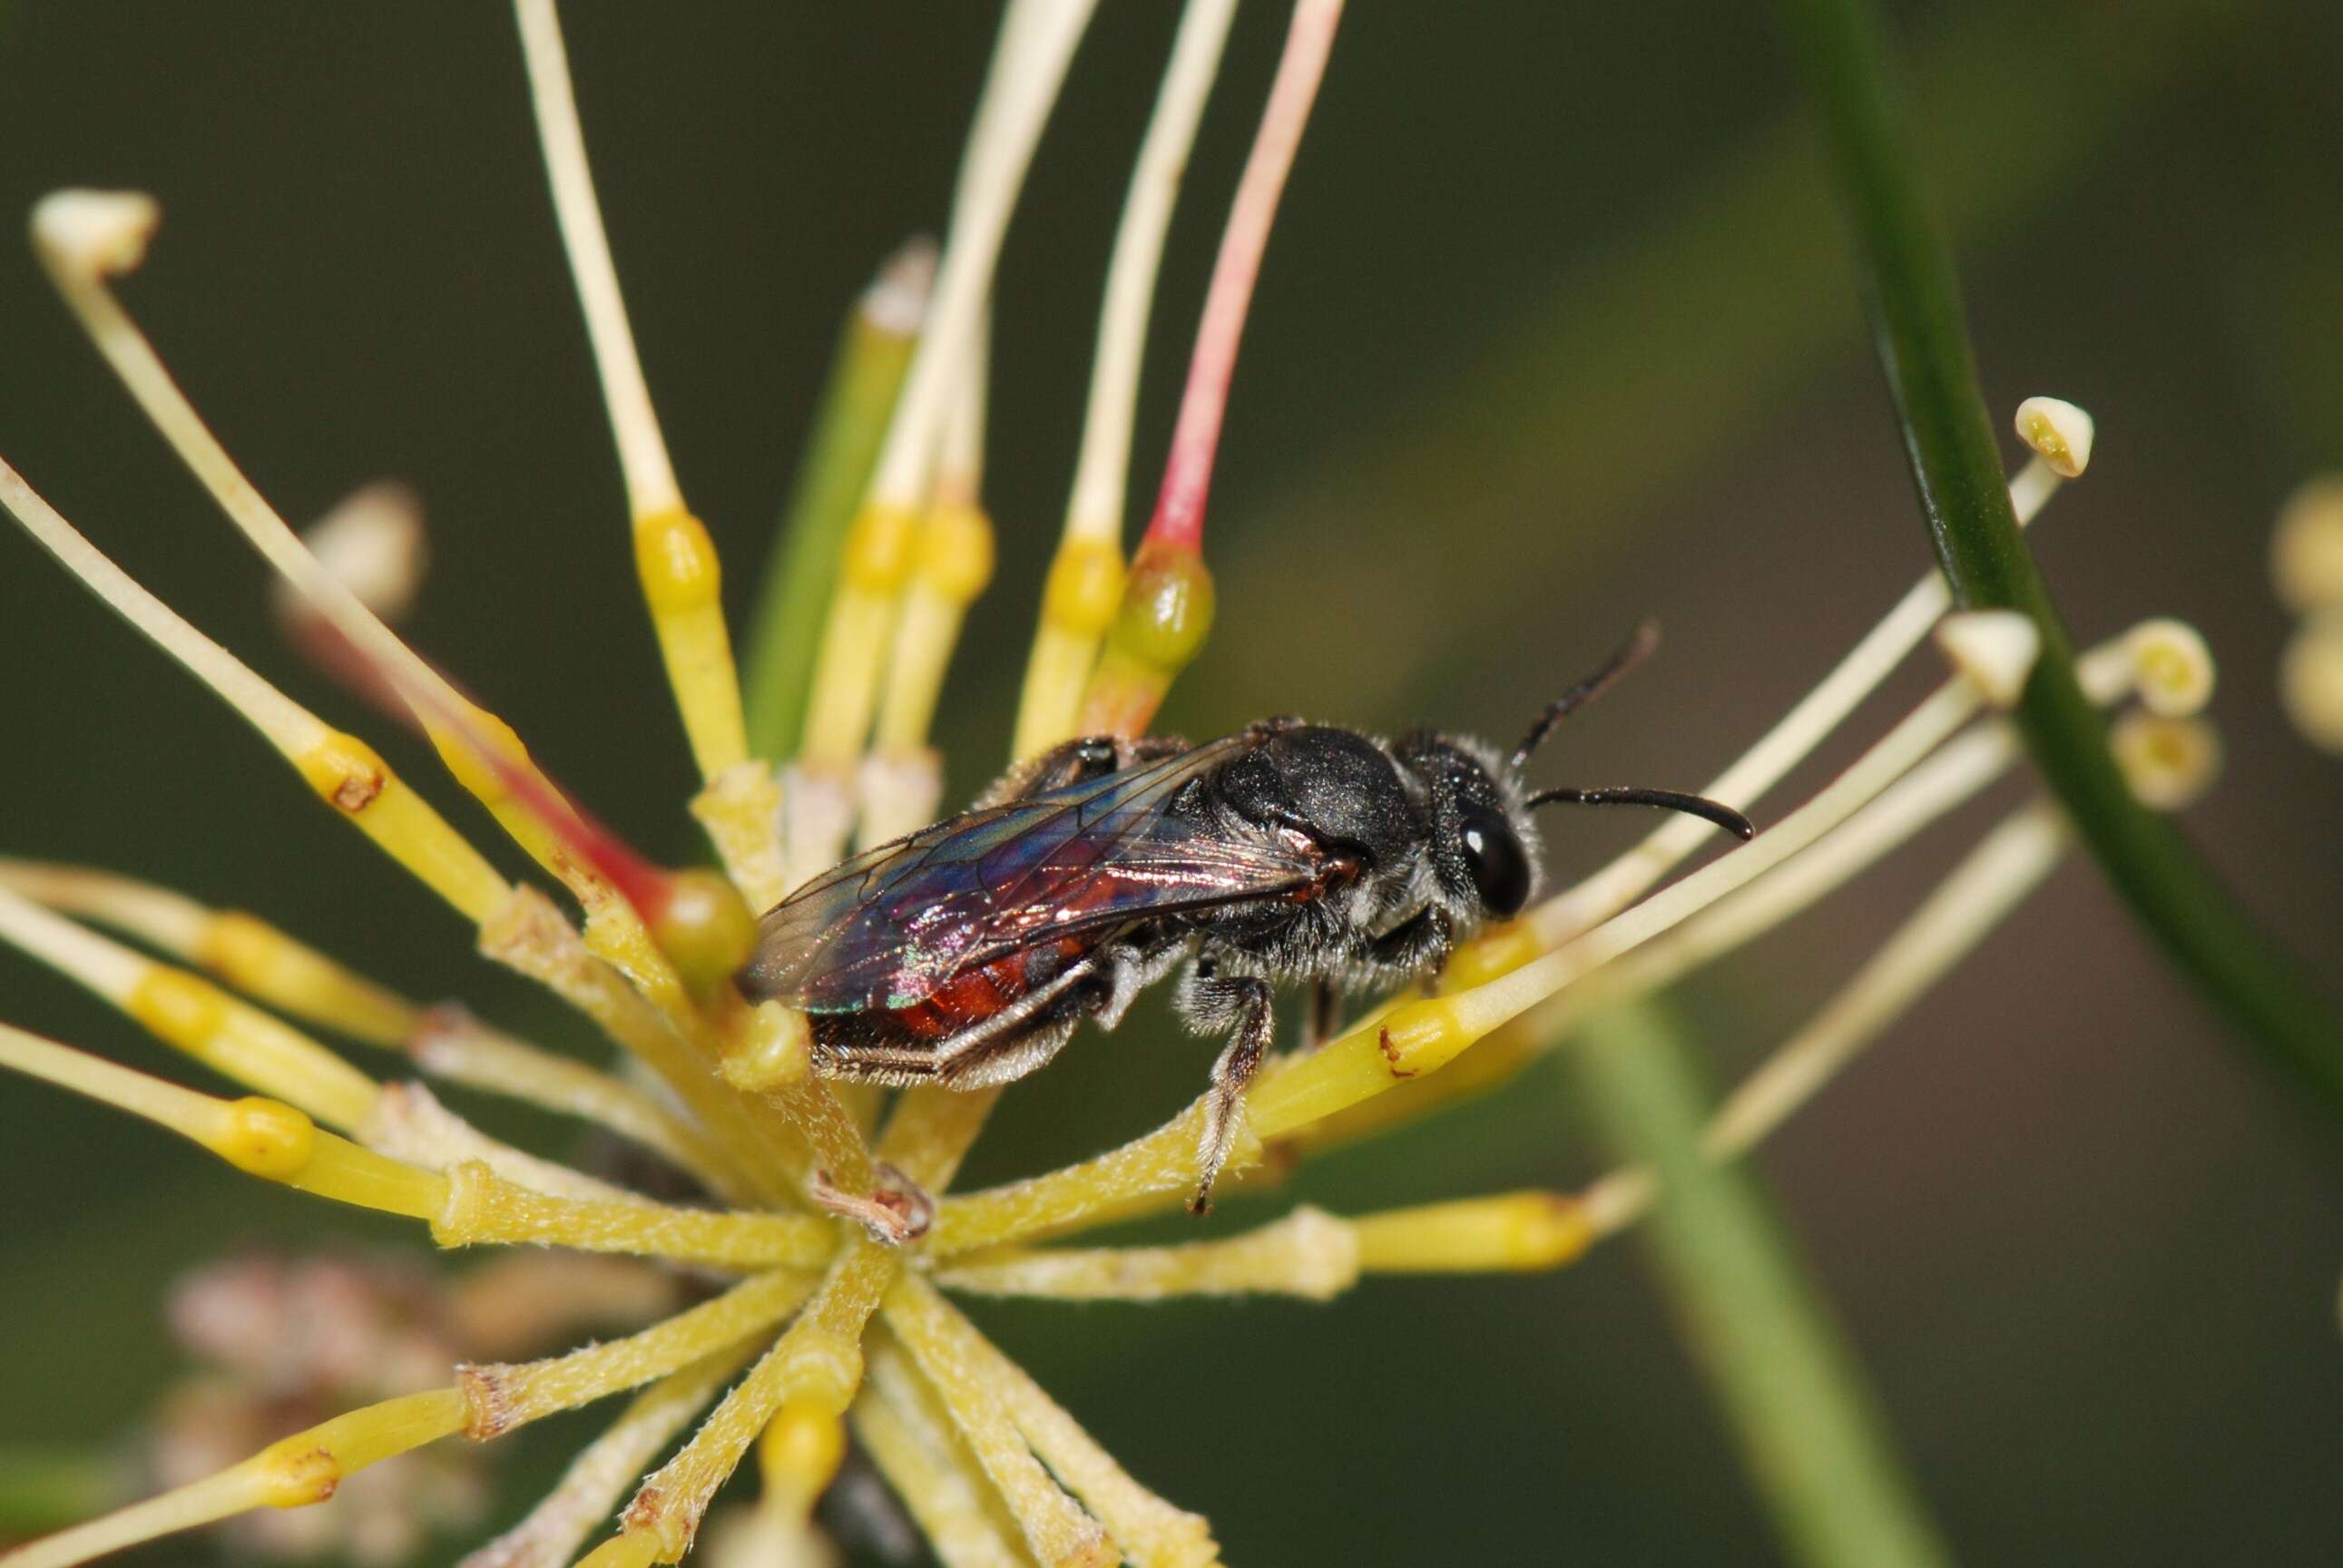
[{"x1": 0, "y1": 5, "x2": 2221, "y2": 1566}]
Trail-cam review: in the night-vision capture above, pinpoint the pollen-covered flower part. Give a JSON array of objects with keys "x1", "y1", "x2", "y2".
[{"x1": 0, "y1": 3, "x2": 2232, "y2": 1566}]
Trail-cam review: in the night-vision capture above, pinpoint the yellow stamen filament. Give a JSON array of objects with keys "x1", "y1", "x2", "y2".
[
  {"x1": 1580, "y1": 722, "x2": 2022, "y2": 1013},
  {"x1": 459, "y1": 1270, "x2": 819, "y2": 1440},
  {"x1": 0, "y1": 1024, "x2": 446, "y2": 1217},
  {"x1": 802, "y1": 0, "x2": 1098, "y2": 776},
  {"x1": 881, "y1": 1275, "x2": 1115, "y2": 1568},
  {"x1": 410, "y1": 1007, "x2": 733, "y2": 1196},
  {"x1": 1348, "y1": 1191, "x2": 1595, "y2": 1274},
  {"x1": 861, "y1": 329, "x2": 995, "y2": 844},
  {"x1": 1014, "y1": 0, "x2": 1241, "y2": 760},
  {"x1": 930, "y1": 1097, "x2": 1258, "y2": 1254},
  {"x1": 1523, "y1": 446, "x2": 2069, "y2": 954},
  {"x1": 939, "y1": 1207, "x2": 1360, "y2": 1301},
  {"x1": 31, "y1": 188, "x2": 661, "y2": 905},
  {"x1": 365, "y1": 1081, "x2": 628, "y2": 1202},
  {"x1": 1698, "y1": 803, "x2": 2068, "y2": 1167},
  {"x1": 0, "y1": 1390, "x2": 467, "y2": 1568},
  {"x1": 0, "y1": 884, "x2": 380, "y2": 1129},
  {"x1": 457, "y1": 1345, "x2": 760, "y2": 1568},
  {"x1": 632, "y1": 504, "x2": 752, "y2": 780},
  {"x1": 0, "y1": 866, "x2": 743, "y2": 1196},
  {"x1": 0, "y1": 860, "x2": 211, "y2": 957},
  {"x1": 607, "y1": 1244, "x2": 898, "y2": 1562},
  {"x1": 870, "y1": 498, "x2": 994, "y2": 766},
  {"x1": 852, "y1": 1355, "x2": 1034, "y2": 1568},
  {"x1": 479, "y1": 887, "x2": 795, "y2": 1205},
  {"x1": 691, "y1": 761, "x2": 790, "y2": 913},
  {"x1": 432, "y1": 1160, "x2": 834, "y2": 1269},
  {"x1": 886, "y1": 1275, "x2": 1216, "y2": 1568},
  {"x1": 0, "y1": 462, "x2": 509, "y2": 923},
  {"x1": 510, "y1": 0, "x2": 755, "y2": 783},
  {"x1": 192, "y1": 909, "x2": 418, "y2": 1046},
  {"x1": 506, "y1": 0, "x2": 678, "y2": 516}
]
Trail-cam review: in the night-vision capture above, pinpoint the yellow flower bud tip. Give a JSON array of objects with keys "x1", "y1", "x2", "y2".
[
  {"x1": 632, "y1": 506, "x2": 722, "y2": 613},
  {"x1": 2014, "y1": 395, "x2": 2094, "y2": 479},
  {"x1": 2271, "y1": 475, "x2": 2343, "y2": 614},
  {"x1": 648, "y1": 867, "x2": 757, "y2": 993},
  {"x1": 1043, "y1": 537, "x2": 1129, "y2": 637},
  {"x1": 31, "y1": 187, "x2": 160, "y2": 279},
  {"x1": 210, "y1": 1096, "x2": 319, "y2": 1180},
  {"x1": 2109, "y1": 711, "x2": 2222, "y2": 810},
  {"x1": 276, "y1": 481, "x2": 428, "y2": 625},
  {"x1": 296, "y1": 730, "x2": 390, "y2": 814},
  {"x1": 2123, "y1": 618, "x2": 2215, "y2": 718},
  {"x1": 1934, "y1": 610, "x2": 2041, "y2": 709},
  {"x1": 1105, "y1": 540, "x2": 1216, "y2": 672},
  {"x1": 917, "y1": 500, "x2": 996, "y2": 603},
  {"x1": 841, "y1": 503, "x2": 922, "y2": 593},
  {"x1": 2281, "y1": 615, "x2": 2343, "y2": 755}
]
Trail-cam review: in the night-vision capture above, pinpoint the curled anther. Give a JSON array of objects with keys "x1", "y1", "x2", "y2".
[
  {"x1": 809, "y1": 1161, "x2": 934, "y2": 1245},
  {"x1": 31, "y1": 187, "x2": 160, "y2": 279}
]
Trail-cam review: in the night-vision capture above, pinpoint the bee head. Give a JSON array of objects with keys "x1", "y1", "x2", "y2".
[
  {"x1": 1398, "y1": 622, "x2": 1755, "y2": 926},
  {"x1": 1389, "y1": 732, "x2": 1542, "y2": 920}
]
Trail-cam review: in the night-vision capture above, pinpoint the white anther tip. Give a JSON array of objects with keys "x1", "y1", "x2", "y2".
[
  {"x1": 2015, "y1": 397, "x2": 2093, "y2": 480},
  {"x1": 2280, "y1": 614, "x2": 2343, "y2": 756},
  {"x1": 2271, "y1": 475, "x2": 2343, "y2": 615},
  {"x1": 1936, "y1": 610, "x2": 2041, "y2": 708},
  {"x1": 31, "y1": 189, "x2": 160, "y2": 279},
  {"x1": 281, "y1": 481, "x2": 429, "y2": 624},
  {"x1": 2122, "y1": 618, "x2": 2216, "y2": 718},
  {"x1": 2110, "y1": 712, "x2": 2221, "y2": 810}
]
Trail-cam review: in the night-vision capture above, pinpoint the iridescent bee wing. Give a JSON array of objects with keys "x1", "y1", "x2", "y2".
[{"x1": 740, "y1": 735, "x2": 1318, "y2": 1012}]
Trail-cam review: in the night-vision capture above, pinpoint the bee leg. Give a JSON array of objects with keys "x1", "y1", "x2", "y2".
[
  {"x1": 1299, "y1": 979, "x2": 1343, "y2": 1053},
  {"x1": 808, "y1": 1161, "x2": 934, "y2": 1245},
  {"x1": 1362, "y1": 905, "x2": 1456, "y2": 982},
  {"x1": 1178, "y1": 962, "x2": 1274, "y2": 1215}
]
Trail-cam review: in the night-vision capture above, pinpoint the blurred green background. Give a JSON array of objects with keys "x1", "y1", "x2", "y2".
[{"x1": 3, "y1": 2, "x2": 2340, "y2": 1563}]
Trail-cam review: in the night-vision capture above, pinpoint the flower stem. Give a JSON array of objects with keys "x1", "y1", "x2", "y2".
[
  {"x1": 1777, "y1": 0, "x2": 2343, "y2": 1115},
  {"x1": 1569, "y1": 1002, "x2": 1951, "y2": 1568}
]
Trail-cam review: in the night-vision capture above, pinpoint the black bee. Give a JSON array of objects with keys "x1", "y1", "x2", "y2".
[{"x1": 739, "y1": 626, "x2": 1749, "y2": 1210}]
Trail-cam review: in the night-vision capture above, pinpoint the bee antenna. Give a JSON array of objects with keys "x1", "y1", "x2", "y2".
[
  {"x1": 1524, "y1": 784, "x2": 1754, "y2": 841},
  {"x1": 1512, "y1": 619, "x2": 1661, "y2": 770}
]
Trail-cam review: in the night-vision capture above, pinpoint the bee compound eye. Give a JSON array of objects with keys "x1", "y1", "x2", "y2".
[{"x1": 1458, "y1": 809, "x2": 1531, "y2": 917}]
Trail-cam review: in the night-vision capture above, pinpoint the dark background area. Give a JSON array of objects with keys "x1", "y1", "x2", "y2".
[{"x1": 2, "y1": 3, "x2": 2339, "y2": 1563}]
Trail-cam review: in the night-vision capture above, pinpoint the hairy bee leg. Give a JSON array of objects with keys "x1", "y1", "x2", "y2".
[
  {"x1": 1180, "y1": 968, "x2": 1274, "y2": 1214},
  {"x1": 1299, "y1": 979, "x2": 1342, "y2": 1053}
]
